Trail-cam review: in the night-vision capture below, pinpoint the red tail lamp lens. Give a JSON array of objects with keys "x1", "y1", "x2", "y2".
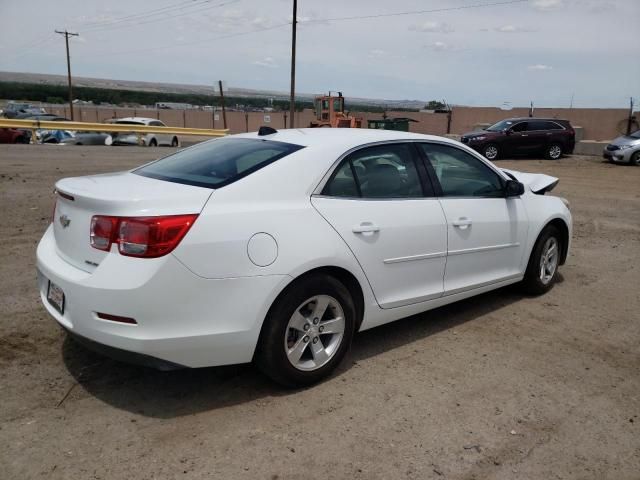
[
  {"x1": 90, "y1": 214, "x2": 198, "y2": 258},
  {"x1": 90, "y1": 215, "x2": 119, "y2": 251}
]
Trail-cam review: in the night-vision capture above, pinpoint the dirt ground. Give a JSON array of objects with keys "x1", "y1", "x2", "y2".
[{"x1": 0, "y1": 144, "x2": 639, "y2": 480}]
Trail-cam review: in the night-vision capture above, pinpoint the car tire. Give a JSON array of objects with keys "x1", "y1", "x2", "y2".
[
  {"x1": 14, "y1": 136, "x2": 28, "y2": 144},
  {"x1": 171, "y1": 137, "x2": 179, "y2": 147},
  {"x1": 482, "y1": 144, "x2": 500, "y2": 160},
  {"x1": 545, "y1": 143, "x2": 563, "y2": 160},
  {"x1": 149, "y1": 138, "x2": 157, "y2": 147},
  {"x1": 630, "y1": 151, "x2": 640, "y2": 166},
  {"x1": 521, "y1": 225, "x2": 562, "y2": 295},
  {"x1": 255, "y1": 273, "x2": 356, "y2": 387}
]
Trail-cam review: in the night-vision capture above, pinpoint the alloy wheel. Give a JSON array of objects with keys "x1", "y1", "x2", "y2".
[
  {"x1": 484, "y1": 145, "x2": 498, "y2": 160},
  {"x1": 539, "y1": 237, "x2": 559, "y2": 284},
  {"x1": 549, "y1": 145, "x2": 562, "y2": 159},
  {"x1": 284, "y1": 295, "x2": 345, "y2": 371}
]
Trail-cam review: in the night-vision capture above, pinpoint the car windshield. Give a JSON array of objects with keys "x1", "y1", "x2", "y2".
[
  {"x1": 629, "y1": 130, "x2": 640, "y2": 139},
  {"x1": 115, "y1": 121, "x2": 145, "y2": 125},
  {"x1": 486, "y1": 120, "x2": 515, "y2": 132},
  {"x1": 135, "y1": 137, "x2": 304, "y2": 189}
]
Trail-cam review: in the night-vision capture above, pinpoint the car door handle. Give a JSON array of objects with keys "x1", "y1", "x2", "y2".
[
  {"x1": 352, "y1": 222, "x2": 380, "y2": 234},
  {"x1": 521, "y1": 134, "x2": 528, "y2": 137},
  {"x1": 452, "y1": 218, "x2": 472, "y2": 229}
]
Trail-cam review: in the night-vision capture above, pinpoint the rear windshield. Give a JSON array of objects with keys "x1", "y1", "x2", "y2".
[
  {"x1": 115, "y1": 121, "x2": 145, "y2": 125},
  {"x1": 134, "y1": 137, "x2": 304, "y2": 189}
]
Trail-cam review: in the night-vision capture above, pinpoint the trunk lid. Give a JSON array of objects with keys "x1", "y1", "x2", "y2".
[{"x1": 53, "y1": 172, "x2": 213, "y2": 272}]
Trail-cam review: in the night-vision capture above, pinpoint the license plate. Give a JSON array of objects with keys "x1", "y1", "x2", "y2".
[{"x1": 47, "y1": 280, "x2": 65, "y2": 315}]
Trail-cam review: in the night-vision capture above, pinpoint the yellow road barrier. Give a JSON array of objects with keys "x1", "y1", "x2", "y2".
[{"x1": 0, "y1": 118, "x2": 229, "y2": 144}]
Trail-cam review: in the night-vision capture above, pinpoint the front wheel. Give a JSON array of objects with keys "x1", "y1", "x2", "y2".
[
  {"x1": 546, "y1": 143, "x2": 563, "y2": 160},
  {"x1": 521, "y1": 225, "x2": 562, "y2": 295},
  {"x1": 630, "y1": 151, "x2": 640, "y2": 166},
  {"x1": 255, "y1": 274, "x2": 356, "y2": 387},
  {"x1": 171, "y1": 137, "x2": 179, "y2": 147},
  {"x1": 483, "y1": 144, "x2": 500, "y2": 160}
]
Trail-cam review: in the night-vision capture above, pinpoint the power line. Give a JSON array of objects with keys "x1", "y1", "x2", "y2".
[
  {"x1": 77, "y1": 22, "x2": 291, "y2": 58},
  {"x1": 80, "y1": 0, "x2": 240, "y2": 34},
  {"x1": 305, "y1": 0, "x2": 528, "y2": 23},
  {"x1": 79, "y1": 0, "x2": 211, "y2": 29},
  {"x1": 75, "y1": 0, "x2": 526, "y2": 59}
]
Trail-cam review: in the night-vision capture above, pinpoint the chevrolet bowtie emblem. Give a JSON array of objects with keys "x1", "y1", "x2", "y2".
[{"x1": 59, "y1": 214, "x2": 71, "y2": 228}]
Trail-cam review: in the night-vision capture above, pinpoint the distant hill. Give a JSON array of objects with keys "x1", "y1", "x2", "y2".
[{"x1": 0, "y1": 71, "x2": 427, "y2": 110}]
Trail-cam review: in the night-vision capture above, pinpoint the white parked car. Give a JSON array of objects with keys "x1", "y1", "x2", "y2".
[
  {"x1": 37, "y1": 128, "x2": 571, "y2": 386},
  {"x1": 111, "y1": 117, "x2": 179, "y2": 147}
]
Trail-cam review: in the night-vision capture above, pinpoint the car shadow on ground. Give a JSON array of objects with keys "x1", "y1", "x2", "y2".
[{"x1": 61, "y1": 284, "x2": 529, "y2": 419}]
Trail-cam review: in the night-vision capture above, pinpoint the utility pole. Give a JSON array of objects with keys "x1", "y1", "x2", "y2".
[
  {"x1": 218, "y1": 80, "x2": 227, "y2": 129},
  {"x1": 627, "y1": 97, "x2": 635, "y2": 136},
  {"x1": 289, "y1": 0, "x2": 297, "y2": 129},
  {"x1": 55, "y1": 30, "x2": 79, "y2": 120}
]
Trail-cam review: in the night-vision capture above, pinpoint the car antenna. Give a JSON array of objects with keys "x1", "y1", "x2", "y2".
[{"x1": 258, "y1": 126, "x2": 278, "y2": 136}]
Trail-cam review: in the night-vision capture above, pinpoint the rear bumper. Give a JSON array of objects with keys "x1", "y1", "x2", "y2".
[
  {"x1": 63, "y1": 327, "x2": 186, "y2": 370},
  {"x1": 37, "y1": 225, "x2": 290, "y2": 368}
]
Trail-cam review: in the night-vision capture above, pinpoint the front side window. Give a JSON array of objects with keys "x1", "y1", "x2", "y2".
[
  {"x1": 323, "y1": 144, "x2": 424, "y2": 198},
  {"x1": 135, "y1": 138, "x2": 304, "y2": 189},
  {"x1": 510, "y1": 122, "x2": 527, "y2": 133},
  {"x1": 419, "y1": 143, "x2": 504, "y2": 197}
]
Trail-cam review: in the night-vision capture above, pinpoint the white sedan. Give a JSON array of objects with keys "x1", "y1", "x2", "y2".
[{"x1": 37, "y1": 128, "x2": 571, "y2": 386}]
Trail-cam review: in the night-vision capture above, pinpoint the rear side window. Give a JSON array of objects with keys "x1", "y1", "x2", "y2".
[
  {"x1": 135, "y1": 138, "x2": 304, "y2": 189},
  {"x1": 322, "y1": 143, "x2": 425, "y2": 198}
]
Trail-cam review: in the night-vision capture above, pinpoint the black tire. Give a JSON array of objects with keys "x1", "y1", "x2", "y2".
[
  {"x1": 521, "y1": 225, "x2": 562, "y2": 295},
  {"x1": 255, "y1": 274, "x2": 356, "y2": 387},
  {"x1": 14, "y1": 136, "x2": 28, "y2": 144},
  {"x1": 482, "y1": 144, "x2": 500, "y2": 160},
  {"x1": 545, "y1": 143, "x2": 563, "y2": 160},
  {"x1": 630, "y1": 151, "x2": 640, "y2": 166},
  {"x1": 171, "y1": 137, "x2": 179, "y2": 147},
  {"x1": 149, "y1": 138, "x2": 157, "y2": 147}
]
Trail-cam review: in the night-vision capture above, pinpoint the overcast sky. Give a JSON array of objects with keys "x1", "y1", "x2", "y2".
[{"x1": 1, "y1": 0, "x2": 638, "y2": 107}]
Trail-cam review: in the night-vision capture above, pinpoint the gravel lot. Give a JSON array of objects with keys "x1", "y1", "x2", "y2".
[{"x1": 1, "y1": 144, "x2": 639, "y2": 479}]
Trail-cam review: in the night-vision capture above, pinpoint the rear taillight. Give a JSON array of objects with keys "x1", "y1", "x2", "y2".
[{"x1": 89, "y1": 214, "x2": 198, "y2": 258}]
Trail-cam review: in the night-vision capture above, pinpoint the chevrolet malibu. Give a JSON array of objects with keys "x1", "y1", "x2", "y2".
[{"x1": 37, "y1": 128, "x2": 571, "y2": 386}]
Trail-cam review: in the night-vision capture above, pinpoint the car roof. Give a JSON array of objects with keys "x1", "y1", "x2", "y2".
[
  {"x1": 231, "y1": 128, "x2": 458, "y2": 149},
  {"x1": 115, "y1": 117, "x2": 159, "y2": 124},
  {"x1": 503, "y1": 117, "x2": 570, "y2": 122}
]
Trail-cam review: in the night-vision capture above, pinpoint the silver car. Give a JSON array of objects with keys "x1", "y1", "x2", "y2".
[
  {"x1": 603, "y1": 130, "x2": 640, "y2": 165},
  {"x1": 111, "y1": 117, "x2": 179, "y2": 147}
]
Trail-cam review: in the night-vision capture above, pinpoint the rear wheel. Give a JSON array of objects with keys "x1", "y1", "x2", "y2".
[
  {"x1": 14, "y1": 136, "x2": 28, "y2": 144},
  {"x1": 255, "y1": 274, "x2": 355, "y2": 387},
  {"x1": 630, "y1": 151, "x2": 640, "y2": 166},
  {"x1": 483, "y1": 144, "x2": 500, "y2": 160},
  {"x1": 546, "y1": 143, "x2": 563, "y2": 160},
  {"x1": 149, "y1": 138, "x2": 157, "y2": 147},
  {"x1": 521, "y1": 225, "x2": 562, "y2": 295},
  {"x1": 171, "y1": 136, "x2": 179, "y2": 147}
]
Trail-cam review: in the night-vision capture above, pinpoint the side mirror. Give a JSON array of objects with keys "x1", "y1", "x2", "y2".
[{"x1": 505, "y1": 179, "x2": 525, "y2": 197}]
